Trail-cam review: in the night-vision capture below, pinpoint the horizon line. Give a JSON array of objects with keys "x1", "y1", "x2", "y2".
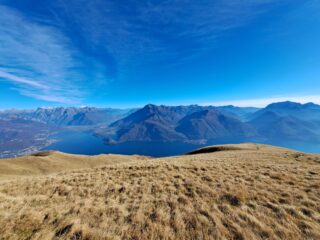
[{"x1": 1, "y1": 95, "x2": 320, "y2": 111}]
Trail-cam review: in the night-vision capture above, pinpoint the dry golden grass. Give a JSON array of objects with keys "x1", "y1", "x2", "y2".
[
  {"x1": 0, "y1": 143, "x2": 319, "y2": 240},
  {"x1": 0, "y1": 151, "x2": 149, "y2": 180}
]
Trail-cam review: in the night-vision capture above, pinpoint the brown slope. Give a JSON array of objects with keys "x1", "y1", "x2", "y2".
[
  {"x1": 0, "y1": 144, "x2": 319, "y2": 239},
  {"x1": 0, "y1": 151, "x2": 149, "y2": 180}
]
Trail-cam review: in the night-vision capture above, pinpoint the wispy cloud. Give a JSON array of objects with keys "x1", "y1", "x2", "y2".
[
  {"x1": 0, "y1": 71, "x2": 48, "y2": 89},
  {"x1": 0, "y1": 5, "x2": 107, "y2": 103},
  {"x1": 204, "y1": 95, "x2": 320, "y2": 108},
  {"x1": 0, "y1": 1, "x2": 305, "y2": 104},
  {"x1": 52, "y1": 0, "x2": 286, "y2": 67}
]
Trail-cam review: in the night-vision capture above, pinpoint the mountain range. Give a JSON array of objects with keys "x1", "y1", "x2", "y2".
[
  {"x1": 0, "y1": 107, "x2": 134, "y2": 126},
  {"x1": 104, "y1": 104, "x2": 258, "y2": 143},
  {"x1": 101, "y1": 101, "x2": 320, "y2": 144},
  {"x1": 0, "y1": 107, "x2": 134, "y2": 157},
  {"x1": 1, "y1": 101, "x2": 320, "y2": 157},
  {"x1": 249, "y1": 102, "x2": 320, "y2": 142}
]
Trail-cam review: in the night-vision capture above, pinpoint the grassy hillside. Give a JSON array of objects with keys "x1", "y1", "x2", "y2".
[
  {"x1": 0, "y1": 151, "x2": 149, "y2": 180},
  {"x1": 0, "y1": 144, "x2": 319, "y2": 239}
]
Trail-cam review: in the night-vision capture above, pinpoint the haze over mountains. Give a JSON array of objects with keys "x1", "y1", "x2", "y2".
[
  {"x1": 1, "y1": 101, "x2": 320, "y2": 158},
  {"x1": 0, "y1": 107, "x2": 134, "y2": 126},
  {"x1": 101, "y1": 101, "x2": 320, "y2": 145},
  {"x1": 0, "y1": 107, "x2": 134, "y2": 157},
  {"x1": 104, "y1": 105, "x2": 258, "y2": 144},
  {"x1": 250, "y1": 102, "x2": 320, "y2": 142}
]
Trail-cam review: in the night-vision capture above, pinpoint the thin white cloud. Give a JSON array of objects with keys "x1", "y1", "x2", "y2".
[
  {"x1": 0, "y1": 1, "x2": 307, "y2": 104},
  {"x1": 53, "y1": 0, "x2": 286, "y2": 67},
  {"x1": 18, "y1": 90, "x2": 79, "y2": 104},
  {"x1": 204, "y1": 96, "x2": 320, "y2": 108},
  {"x1": 0, "y1": 71, "x2": 48, "y2": 89},
  {"x1": 0, "y1": 5, "x2": 106, "y2": 103}
]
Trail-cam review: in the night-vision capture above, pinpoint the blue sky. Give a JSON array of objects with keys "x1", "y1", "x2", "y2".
[{"x1": 0, "y1": 0, "x2": 320, "y2": 109}]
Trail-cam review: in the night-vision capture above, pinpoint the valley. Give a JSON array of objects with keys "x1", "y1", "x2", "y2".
[
  {"x1": 1, "y1": 1, "x2": 318, "y2": 239},
  {"x1": 1, "y1": 101, "x2": 320, "y2": 158}
]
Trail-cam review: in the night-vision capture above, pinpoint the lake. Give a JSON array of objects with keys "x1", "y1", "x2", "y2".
[
  {"x1": 43, "y1": 131, "x2": 320, "y2": 157},
  {"x1": 43, "y1": 131, "x2": 205, "y2": 157}
]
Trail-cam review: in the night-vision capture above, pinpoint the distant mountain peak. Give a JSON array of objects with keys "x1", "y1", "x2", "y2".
[
  {"x1": 264, "y1": 101, "x2": 320, "y2": 110},
  {"x1": 304, "y1": 102, "x2": 320, "y2": 109},
  {"x1": 265, "y1": 101, "x2": 302, "y2": 109},
  {"x1": 144, "y1": 103, "x2": 158, "y2": 108},
  {"x1": 220, "y1": 105, "x2": 235, "y2": 108}
]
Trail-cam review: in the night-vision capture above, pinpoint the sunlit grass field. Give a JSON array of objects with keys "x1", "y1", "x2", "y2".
[{"x1": 0, "y1": 144, "x2": 319, "y2": 239}]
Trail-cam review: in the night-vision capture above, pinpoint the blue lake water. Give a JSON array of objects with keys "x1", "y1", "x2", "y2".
[
  {"x1": 262, "y1": 140, "x2": 320, "y2": 154},
  {"x1": 43, "y1": 131, "x2": 320, "y2": 157},
  {"x1": 43, "y1": 131, "x2": 205, "y2": 157}
]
